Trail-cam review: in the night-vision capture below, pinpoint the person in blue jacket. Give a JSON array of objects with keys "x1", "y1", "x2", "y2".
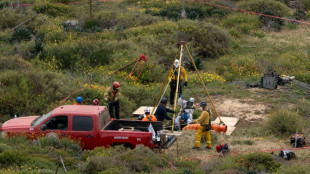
[{"x1": 154, "y1": 98, "x2": 175, "y2": 121}]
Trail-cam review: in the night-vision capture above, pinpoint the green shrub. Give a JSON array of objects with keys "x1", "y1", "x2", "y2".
[
  {"x1": 158, "y1": 5, "x2": 181, "y2": 21},
  {"x1": 217, "y1": 152, "x2": 280, "y2": 173},
  {"x1": 82, "y1": 146, "x2": 165, "y2": 173},
  {"x1": 0, "y1": 56, "x2": 32, "y2": 70},
  {"x1": 0, "y1": 9, "x2": 35, "y2": 30},
  {"x1": 215, "y1": 56, "x2": 260, "y2": 81},
  {"x1": 0, "y1": 30, "x2": 12, "y2": 43},
  {"x1": 11, "y1": 28, "x2": 32, "y2": 42},
  {"x1": 278, "y1": 164, "x2": 310, "y2": 174},
  {"x1": 294, "y1": 9, "x2": 307, "y2": 20},
  {"x1": 301, "y1": 0, "x2": 310, "y2": 10},
  {"x1": 221, "y1": 14, "x2": 262, "y2": 38},
  {"x1": 84, "y1": 19, "x2": 100, "y2": 30},
  {"x1": 266, "y1": 109, "x2": 305, "y2": 136},
  {"x1": 238, "y1": 0, "x2": 290, "y2": 31},
  {"x1": 293, "y1": 99, "x2": 310, "y2": 118},
  {"x1": 33, "y1": 2, "x2": 72, "y2": 17},
  {"x1": 177, "y1": 20, "x2": 230, "y2": 58},
  {"x1": 0, "y1": 70, "x2": 77, "y2": 116},
  {"x1": 0, "y1": 150, "x2": 30, "y2": 167}
]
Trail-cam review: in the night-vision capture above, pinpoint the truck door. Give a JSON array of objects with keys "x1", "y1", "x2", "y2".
[
  {"x1": 69, "y1": 115, "x2": 97, "y2": 150},
  {"x1": 43, "y1": 115, "x2": 69, "y2": 139}
]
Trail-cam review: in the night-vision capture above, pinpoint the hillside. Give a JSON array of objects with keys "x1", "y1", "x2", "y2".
[{"x1": 0, "y1": 0, "x2": 310, "y2": 173}]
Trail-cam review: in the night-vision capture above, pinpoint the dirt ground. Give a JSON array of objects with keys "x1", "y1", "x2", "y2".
[{"x1": 214, "y1": 98, "x2": 268, "y2": 121}]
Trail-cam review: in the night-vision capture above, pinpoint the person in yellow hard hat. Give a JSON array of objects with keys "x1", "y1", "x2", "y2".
[
  {"x1": 192, "y1": 101, "x2": 212, "y2": 150},
  {"x1": 168, "y1": 59, "x2": 187, "y2": 105}
]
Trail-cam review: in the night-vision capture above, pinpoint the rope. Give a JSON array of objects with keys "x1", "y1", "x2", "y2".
[
  {"x1": 150, "y1": 46, "x2": 181, "y2": 116},
  {"x1": 191, "y1": 0, "x2": 310, "y2": 25},
  {"x1": 184, "y1": 45, "x2": 223, "y2": 123},
  {"x1": 169, "y1": 145, "x2": 310, "y2": 164}
]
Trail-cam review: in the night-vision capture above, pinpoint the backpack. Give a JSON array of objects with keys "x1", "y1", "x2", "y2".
[{"x1": 216, "y1": 144, "x2": 230, "y2": 154}]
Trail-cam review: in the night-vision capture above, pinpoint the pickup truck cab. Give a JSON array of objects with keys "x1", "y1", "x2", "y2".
[{"x1": 0, "y1": 105, "x2": 176, "y2": 150}]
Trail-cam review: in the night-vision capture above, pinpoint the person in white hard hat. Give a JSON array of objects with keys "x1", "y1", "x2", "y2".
[
  {"x1": 175, "y1": 95, "x2": 194, "y2": 131},
  {"x1": 168, "y1": 59, "x2": 188, "y2": 106},
  {"x1": 142, "y1": 107, "x2": 157, "y2": 122}
]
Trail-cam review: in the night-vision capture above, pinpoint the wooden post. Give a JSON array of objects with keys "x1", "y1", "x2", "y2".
[
  {"x1": 89, "y1": 0, "x2": 93, "y2": 19},
  {"x1": 294, "y1": 129, "x2": 298, "y2": 148},
  {"x1": 171, "y1": 44, "x2": 184, "y2": 132},
  {"x1": 181, "y1": 0, "x2": 186, "y2": 18}
]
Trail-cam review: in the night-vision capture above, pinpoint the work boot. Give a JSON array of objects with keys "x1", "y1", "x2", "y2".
[
  {"x1": 205, "y1": 147, "x2": 211, "y2": 149},
  {"x1": 192, "y1": 146, "x2": 199, "y2": 150}
]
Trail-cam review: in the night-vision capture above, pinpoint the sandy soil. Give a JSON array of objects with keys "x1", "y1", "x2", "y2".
[{"x1": 214, "y1": 98, "x2": 268, "y2": 121}]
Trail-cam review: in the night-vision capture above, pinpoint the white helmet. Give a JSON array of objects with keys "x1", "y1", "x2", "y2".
[
  {"x1": 144, "y1": 107, "x2": 151, "y2": 114},
  {"x1": 174, "y1": 59, "x2": 179, "y2": 68},
  {"x1": 189, "y1": 98, "x2": 194, "y2": 102}
]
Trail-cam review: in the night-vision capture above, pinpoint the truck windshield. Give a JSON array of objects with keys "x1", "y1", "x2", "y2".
[{"x1": 31, "y1": 110, "x2": 53, "y2": 127}]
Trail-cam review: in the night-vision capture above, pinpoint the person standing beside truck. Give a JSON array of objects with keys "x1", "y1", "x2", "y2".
[
  {"x1": 104, "y1": 82, "x2": 121, "y2": 119},
  {"x1": 74, "y1": 97, "x2": 83, "y2": 105},
  {"x1": 192, "y1": 101, "x2": 212, "y2": 150},
  {"x1": 154, "y1": 98, "x2": 175, "y2": 121}
]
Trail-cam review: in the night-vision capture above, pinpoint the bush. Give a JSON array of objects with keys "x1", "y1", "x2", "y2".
[
  {"x1": 0, "y1": 56, "x2": 32, "y2": 70},
  {"x1": 33, "y1": 2, "x2": 72, "y2": 17},
  {"x1": 215, "y1": 56, "x2": 260, "y2": 81},
  {"x1": 0, "y1": 70, "x2": 77, "y2": 116},
  {"x1": 81, "y1": 146, "x2": 166, "y2": 174},
  {"x1": 301, "y1": 0, "x2": 310, "y2": 10},
  {"x1": 177, "y1": 20, "x2": 230, "y2": 58},
  {"x1": 266, "y1": 109, "x2": 305, "y2": 136},
  {"x1": 0, "y1": 150, "x2": 30, "y2": 167},
  {"x1": 217, "y1": 152, "x2": 281, "y2": 173},
  {"x1": 278, "y1": 164, "x2": 310, "y2": 174},
  {"x1": 0, "y1": 9, "x2": 35, "y2": 30},
  {"x1": 11, "y1": 28, "x2": 32, "y2": 42},
  {"x1": 238, "y1": 0, "x2": 290, "y2": 31},
  {"x1": 221, "y1": 14, "x2": 262, "y2": 38}
]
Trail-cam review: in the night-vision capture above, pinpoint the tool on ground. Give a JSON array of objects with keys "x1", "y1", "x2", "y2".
[
  {"x1": 216, "y1": 144, "x2": 230, "y2": 157},
  {"x1": 279, "y1": 150, "x2": 296, "y2": 160}
]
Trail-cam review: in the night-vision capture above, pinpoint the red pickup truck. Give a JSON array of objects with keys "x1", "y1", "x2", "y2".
[{"x1": 0, "y1": 105, "x2": 176, "y2": 150}]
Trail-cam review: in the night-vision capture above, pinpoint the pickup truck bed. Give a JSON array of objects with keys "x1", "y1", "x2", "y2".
[
  {"x1": 103, "y1": 120, "x2": 163, "y2": 133},
  {"x1": 101, "y1": 120, "x2": 176, "y2": 149}
]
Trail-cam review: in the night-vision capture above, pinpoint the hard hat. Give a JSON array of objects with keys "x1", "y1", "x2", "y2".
[
  {"x1": 189, "y1": 98, "x2": 194, "y2": 102},
  {"x1": 160, "y1": 98, "x2": 168, "y2": 104},
  {"x1": 113, "y1": 82, "x2": 120, "y2": 89},
  {"x1": 93, "y1": 99, "x2": 100, "y2": 105},
  {"x1": 200, "y1": 101, "x2": 207, "y2": 107},
  {"x1": 174, "y1": 59, "x2": 179, "y2": 68},
  {"x1": 144, "y1": 107, "x2": 151, "y2": 114},
  {"x1": 76, "y1": 97, "x2": 83, "y2": 103}
]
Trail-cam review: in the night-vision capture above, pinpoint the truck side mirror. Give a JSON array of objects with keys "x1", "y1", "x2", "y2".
[{"x1": 41, "y1": 124, "x2": 47, "y2": 131}]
